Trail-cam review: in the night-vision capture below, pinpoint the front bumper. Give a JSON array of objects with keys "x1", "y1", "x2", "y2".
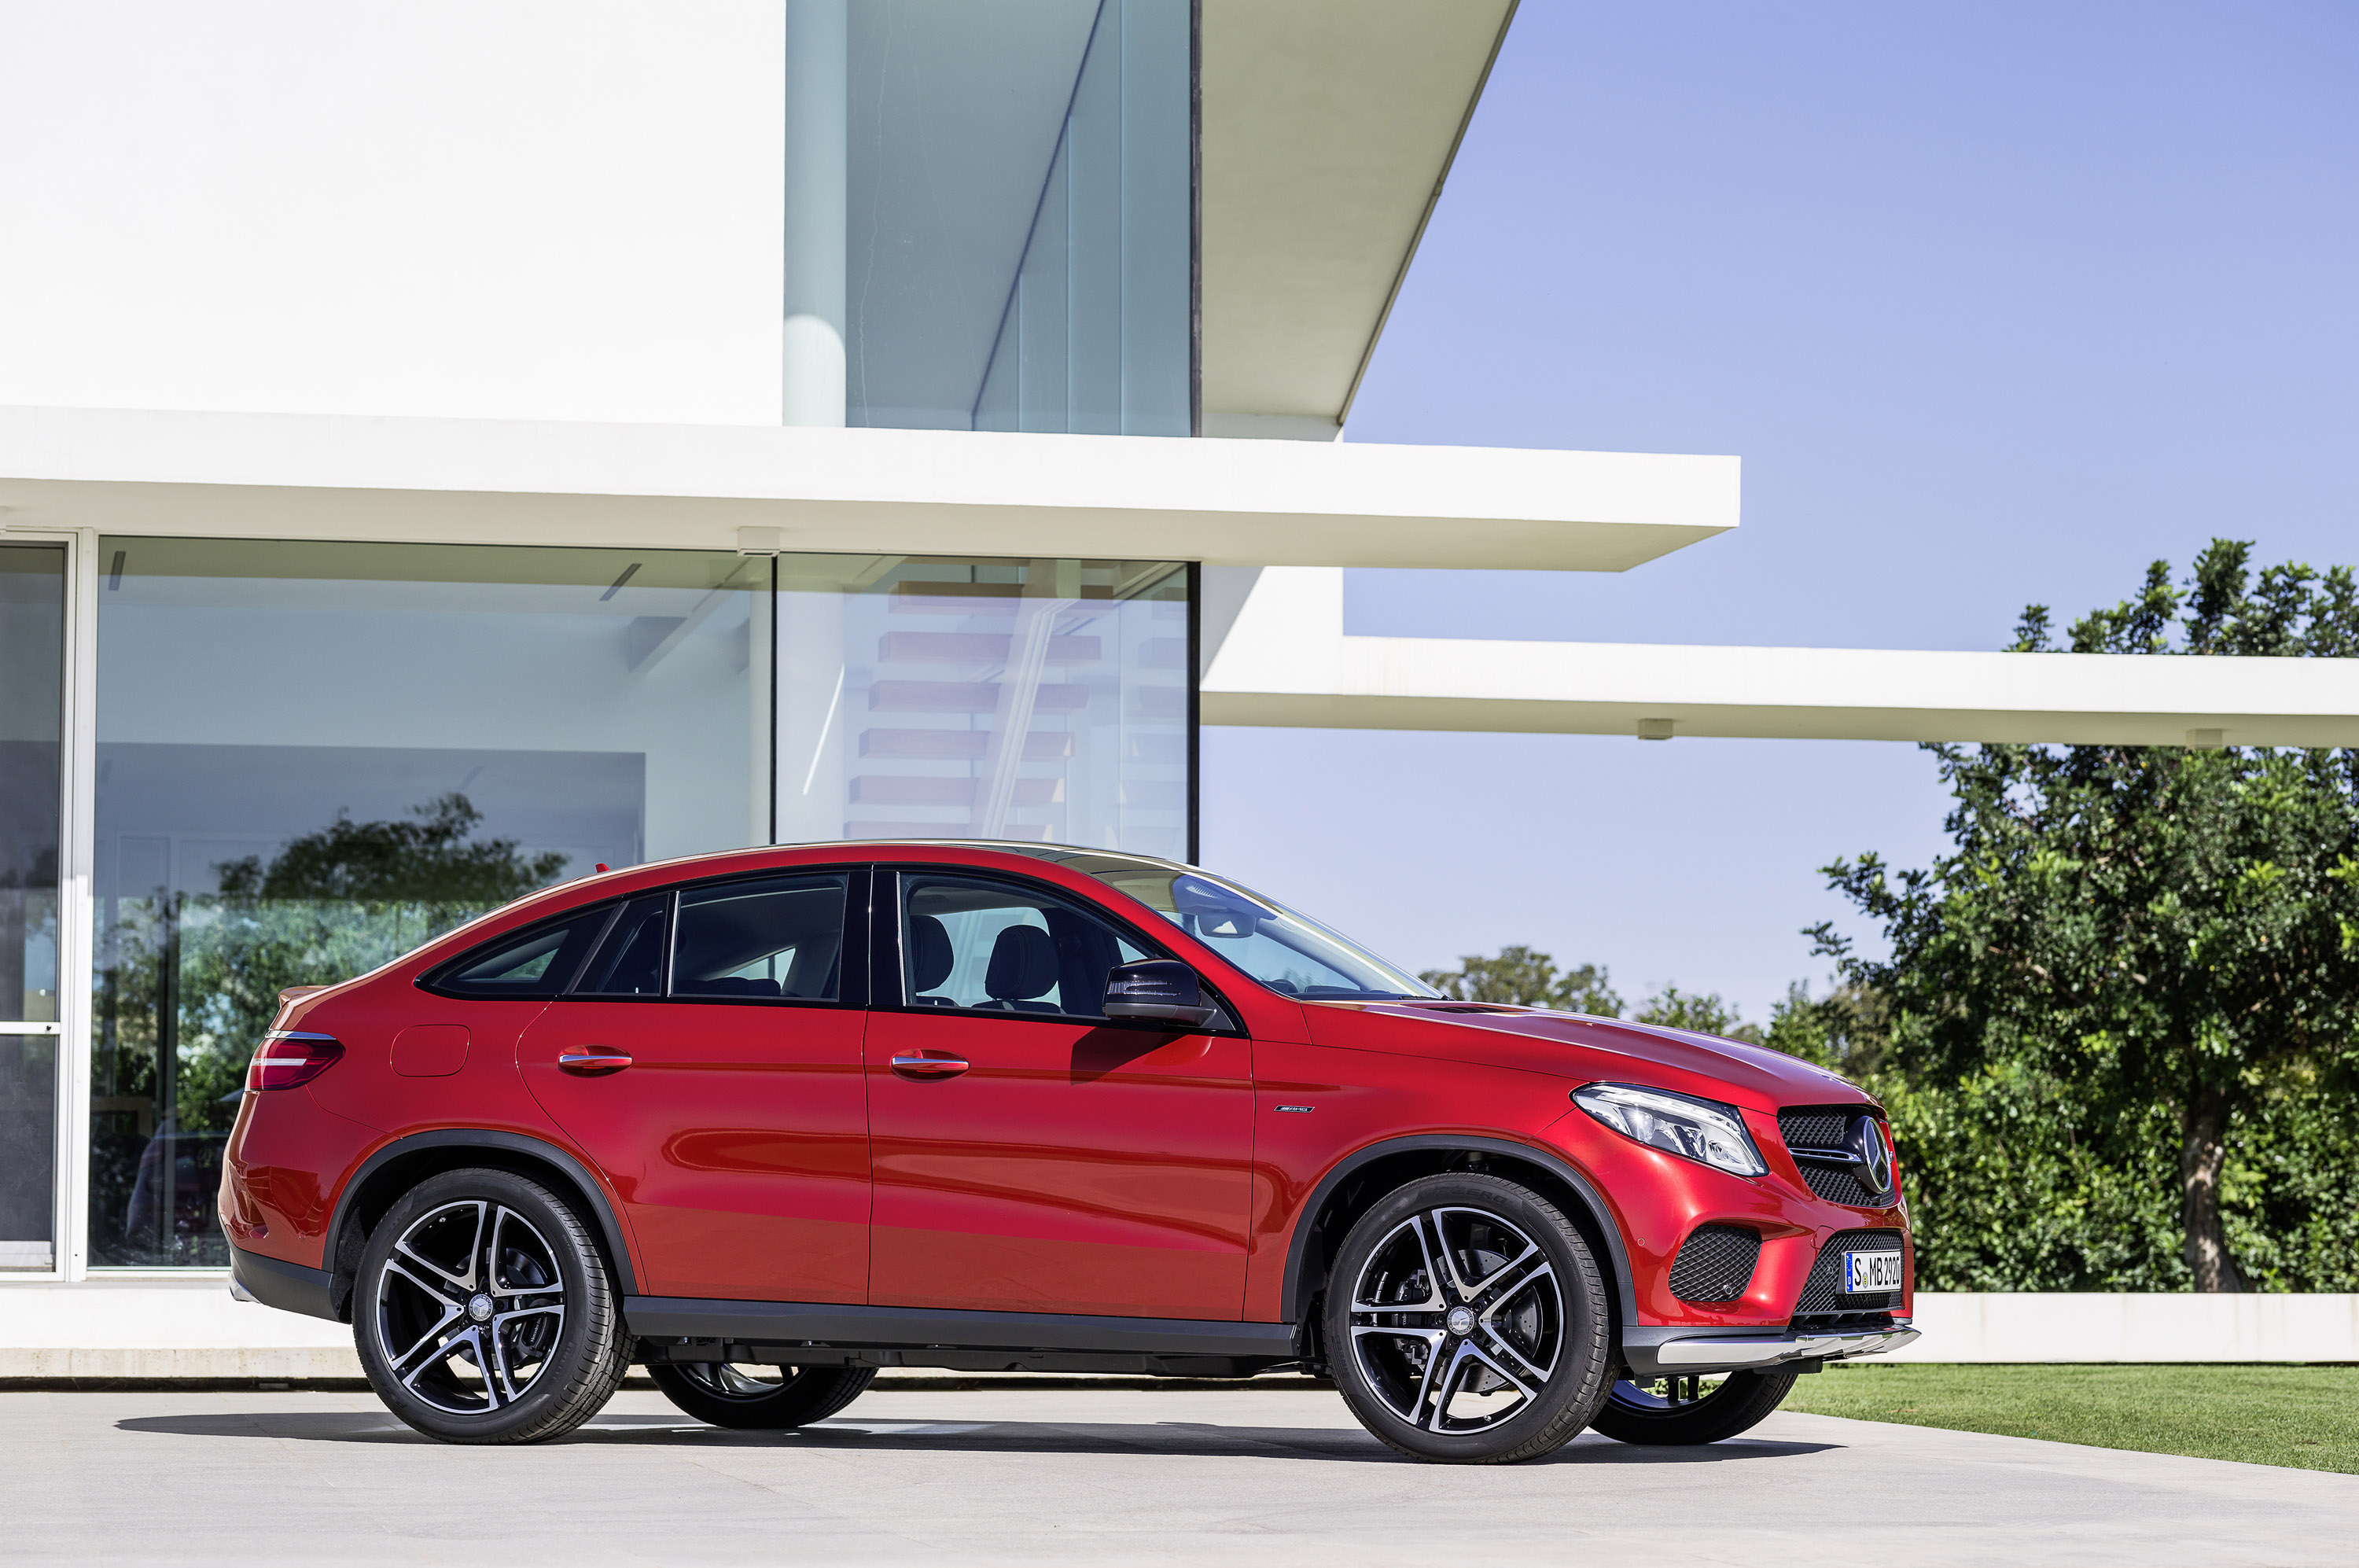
[{"x1": 1621, "y1": 1323, "x2": 1919, "y2": 1378}]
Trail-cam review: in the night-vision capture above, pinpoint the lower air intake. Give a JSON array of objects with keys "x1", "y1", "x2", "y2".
[{"x1": 1668, "y1": 1224, "x2": 1762, "y2": 1304}]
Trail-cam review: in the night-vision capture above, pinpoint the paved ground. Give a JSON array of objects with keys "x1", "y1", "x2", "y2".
[{"x1": 6, "y1": 1382, "x2": 2356, "y2": 1566}]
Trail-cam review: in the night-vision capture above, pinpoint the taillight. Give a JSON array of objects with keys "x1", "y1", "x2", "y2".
[{"x1": 248, "y1": 1031, "x2": 343, "y2": 1090}]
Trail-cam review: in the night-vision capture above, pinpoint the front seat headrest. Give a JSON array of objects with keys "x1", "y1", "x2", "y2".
[{"x1": 984, "y1": 923, "x2": 1060, "y2": 1002}]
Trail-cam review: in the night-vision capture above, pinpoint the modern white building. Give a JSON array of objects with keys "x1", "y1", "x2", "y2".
[{"x1": 2, "y1": 2, "x2": 2351, "y2": 1370}]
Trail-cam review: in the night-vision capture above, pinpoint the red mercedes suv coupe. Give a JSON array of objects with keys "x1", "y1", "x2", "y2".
[{"x1": 222, "y1": 841, "x2": 1917, "y2": 1463}]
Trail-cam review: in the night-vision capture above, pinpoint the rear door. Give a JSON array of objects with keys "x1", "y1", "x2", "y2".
[
  {"x1": 865, "y1": 869, "x2": 1254, "y2": 1320},
  {"x1": 518, "y1": 869, "x2": 870, "y2": 1303}
]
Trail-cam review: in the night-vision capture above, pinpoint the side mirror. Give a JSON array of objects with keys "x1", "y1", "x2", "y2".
[{"x1": 1102, "y1": 959, "x2": 1220, "y2": 1027}]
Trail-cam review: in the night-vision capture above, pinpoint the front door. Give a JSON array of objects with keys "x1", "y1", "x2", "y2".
[
  {"x1": 519, "y1": 870, "x2": 868, "y2": 1303},
  {"x1": 867, "y1": 870, "x2": 1254, "y2": 1320}
]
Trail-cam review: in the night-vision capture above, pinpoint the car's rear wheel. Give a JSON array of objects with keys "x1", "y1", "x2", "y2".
[
  {"x1": 355, "y1": 1167, "x2": 631, "y2": 1444},
  {"x1": 1324, "y1": 1172, "x2": 1612, "y2": 1464},
  {"x1": 646, "y1": 1361, "x2": 877, "y2": 1429},
  {"x1": 1589, "y1": 1367, "x2": 1798, "y2": 1445}
]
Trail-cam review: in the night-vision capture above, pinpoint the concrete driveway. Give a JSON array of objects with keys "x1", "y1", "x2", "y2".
[{"x1": 4, "y1": 1381, "x2": 2353, "y2": 1566}]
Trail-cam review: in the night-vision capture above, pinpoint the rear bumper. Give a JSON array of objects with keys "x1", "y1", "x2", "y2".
[
  {"x1": 1621, "y1": 1323, "x2": 1918, "y2": 1378},
  {"x1": 228, "y1": 1242, "x2": 340, "y2": 1323}
]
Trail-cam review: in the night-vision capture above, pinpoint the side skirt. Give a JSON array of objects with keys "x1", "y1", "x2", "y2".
[{"x1": 625, "y1": 1297, "x2": 1303, "y2": 1378}]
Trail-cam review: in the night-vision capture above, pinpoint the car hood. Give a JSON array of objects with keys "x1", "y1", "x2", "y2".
[{"x1": 1323, "y1": 1000, "x2": 1875, "y2": 1113}]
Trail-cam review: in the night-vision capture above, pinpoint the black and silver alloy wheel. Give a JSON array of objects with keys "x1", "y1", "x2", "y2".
[
  {"x1": 1350, "y1": 1206, "x2": 1561, "y2": 1434},
  {"x1": 355, "y1": 1168, "x2": 630, "y2": 1444},
  {"x1": 646, "y1": 1360, "x2": 877, "y2": 1430},
  {"x1": 1590, "y1": 1367, "x2": 1798, "y2": 1445},
  {"x1": 375, "y1": 1199, "x2": 565, "y2": 1415},
  {"x1": 1326, "y1": 1173, "x2": 1610, "y2": 1463}
]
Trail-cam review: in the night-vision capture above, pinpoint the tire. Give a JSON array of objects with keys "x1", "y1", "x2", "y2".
[
  {"x1": 646, "y1": 1362, "x2": 877, "y2": 1429},
  {"x1": 1589, "y1": 1367, "x2": 1798, "y2": 1445},
  {"x1": 1324, "y1": 1172, "x2": 1612, "y2": 1464},
  {"x1": 355, "y1": 1166, "x2": 631, "y2": 1445}
]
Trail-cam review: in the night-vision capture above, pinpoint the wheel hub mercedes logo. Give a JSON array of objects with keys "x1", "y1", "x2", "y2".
[
  {"x1": 466, "y1": 1293, "x2": 493, "y2": 1323},
  {"x1": 1445, "y1": 1305, "x2": 1477, "y2": 1337}
]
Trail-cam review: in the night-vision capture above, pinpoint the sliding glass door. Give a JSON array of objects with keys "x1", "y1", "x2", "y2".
[{"x1": 0, "y1": 545, "x2": 64, "y2": 1273}]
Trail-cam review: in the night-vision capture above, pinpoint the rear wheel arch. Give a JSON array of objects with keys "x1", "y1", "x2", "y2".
[
  {"x1": 326, "y1": 1130, "x2": 637, "y2": 1320},
  {"x1": 1279, "y1": 1136, "x2": 1635, "y2": 1352}
]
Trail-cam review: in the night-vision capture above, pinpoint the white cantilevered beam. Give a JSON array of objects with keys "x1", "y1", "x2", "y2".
[
  {"x1": 0, "y1": 405, "x2": 1735, "y2": 572},
  {"x1": 1202, "y1": 569, "x2": 2359, "y2": 749}
]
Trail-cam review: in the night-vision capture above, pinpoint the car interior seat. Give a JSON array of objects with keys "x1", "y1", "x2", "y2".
[
  {"x1": 907, "y1": 914, "x2": 958, "y2": 1004},
  {"x1": 978, "y1": 924, "x2": 1062, "y2": 1013}
]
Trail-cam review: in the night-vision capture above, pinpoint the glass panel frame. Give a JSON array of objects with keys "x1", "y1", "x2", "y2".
[{"x1": 0, "y1": 542, "x2": 67, "y2": 1272}]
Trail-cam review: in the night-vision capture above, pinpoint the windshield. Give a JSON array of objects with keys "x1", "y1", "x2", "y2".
[{"x1": 1010, "y1": 849, "x2": 1441, "y2": 1002}]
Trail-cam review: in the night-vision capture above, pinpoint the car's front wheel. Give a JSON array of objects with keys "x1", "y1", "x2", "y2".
[
  {"x1": 1589, "y1": 1367, "x2": 1798, "y2": 1445},
  {"x1": 646, "y1": 1362, "x2": 877, "y2": 1429},
  {"x1": 1324, "y1": 1172, "x2": 1612, "y2": 1463},
  {"x1": 355, "y1": 1167, "x2": 631, "y2": 1444}
]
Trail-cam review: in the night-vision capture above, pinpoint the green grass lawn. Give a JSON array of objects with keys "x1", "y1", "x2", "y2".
[{"x1": 1781, "y1": 1363, "x2": 2359, "y2": 1474}]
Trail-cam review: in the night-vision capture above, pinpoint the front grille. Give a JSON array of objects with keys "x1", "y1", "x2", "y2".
[
  {"x1": 1778, "y1": 1104, "x2": 1888, "y2": 1206},
  {"x1": 1777, "y1": 1106, "x2": 1851, "y2": 1148},
  {"x1": 1794, "y1": 1162, "x2": 1879, "y2": 1205},
  {"x1": 1791, "y1": 1228, "x2": 1907, "y2": 1327},
  {"x1": 1668, "y1": 1224, "x2": 1761, "y2": 1303}
]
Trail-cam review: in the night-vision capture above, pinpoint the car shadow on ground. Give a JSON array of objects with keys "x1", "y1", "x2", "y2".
[{"x1": 112, "y1": 1411, "x2": 1835, "y2": 1465}]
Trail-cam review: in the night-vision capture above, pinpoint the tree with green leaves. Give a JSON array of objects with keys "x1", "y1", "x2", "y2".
[
  {"x1": 1812, "y1": 542, "x2": 2359, "y2": 1292},
  {"x1": 112, "y1": 795, "x2": 565, "y2": 1137},
  {"x1": 1420, "y1": 945, "x2": 1623, "y2": 1014},
  {"x1": 1632, "y1": 984, "x2": 1761, "y2": 1044}
]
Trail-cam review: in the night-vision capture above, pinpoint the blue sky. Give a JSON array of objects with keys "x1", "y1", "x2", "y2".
[{"x1": 1201, "y1": 1, "x2": 2359, "y2": 1021}]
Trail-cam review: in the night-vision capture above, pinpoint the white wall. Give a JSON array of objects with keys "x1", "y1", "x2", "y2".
[{"x1": 0, "y1": 2, "x2": 783, "y2": 425}]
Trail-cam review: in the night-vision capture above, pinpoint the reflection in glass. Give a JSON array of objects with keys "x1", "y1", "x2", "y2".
[
  {"x1": 1, "y1": 545, "x2": 64, "y2": 1270},
  {"x1": 901, "y1": 874, "x2": 1148, "y2": 1017},
  {"x1": 1016, "y1": 848, "x2": 1441, "y2": 1002},
  {"x1": 843, "y1": 0, "x2": 1192, "y2": 434},
  {"x1": 90, "y1": 538, "x2": 764, "y2": 1267},
  {"x1": 776, "y1": 556, "x2": 1190, "y2": 859}
]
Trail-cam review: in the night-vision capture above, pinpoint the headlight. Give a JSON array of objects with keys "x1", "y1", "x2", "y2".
[{"x1": 1571, "y1": 1083, "x2": 1767, "y2": 1177}]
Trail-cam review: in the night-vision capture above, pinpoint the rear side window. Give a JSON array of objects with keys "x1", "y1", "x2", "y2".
[
  {"x1": 429, "y1": 904, "x2": 615, "y2": 999},
  {"x1": 672, "y1": 874, "x2": 848, "y2": 1002},
  {"x1": 574, "y1": 894, "x2": 669, "y2": 996}
]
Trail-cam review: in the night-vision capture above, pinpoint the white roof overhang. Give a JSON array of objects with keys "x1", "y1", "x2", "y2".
[
  {"x1": 1199, "y1": 0, "x2": 1518, "y2": 436},
  {"x1": 1203, "y1": 570, "x2": 2359, "y2": 748},
  {"x1": 0, "y1": 405, "x2": 1733, "y2": 571}
]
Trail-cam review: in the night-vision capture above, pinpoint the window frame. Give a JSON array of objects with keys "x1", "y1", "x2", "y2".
[
  {"x1": 873, "y1": 864, "x2": 1238, "y2": 1032},
  {"x1": 418, "y1": 865, "x2": 869, "y2": 1010},
  {"x1": 661, "y1": 865, "x2": 868, "y2": 1010},
  {"x1": 415, "y1": 900, "x2": 625, "y2": 1002}
]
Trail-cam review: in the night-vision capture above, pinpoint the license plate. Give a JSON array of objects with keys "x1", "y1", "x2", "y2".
[{"x1": 1843, "y1": 1250, "x2": 1903, "y2": 1293}]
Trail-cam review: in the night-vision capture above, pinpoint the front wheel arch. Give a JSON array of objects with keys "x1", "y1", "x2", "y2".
[{"x1": 1279, "y1": 1136, "x2": 1636, "y2": 1350}]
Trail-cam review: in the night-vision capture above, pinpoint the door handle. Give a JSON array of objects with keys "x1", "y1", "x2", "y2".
[
  {"x1": 890, "y1": 1053, "x2": 970, "y2": 1080},
  {"x1": 558, "y1": 1048, "x2": 632, "y2": 1074}
]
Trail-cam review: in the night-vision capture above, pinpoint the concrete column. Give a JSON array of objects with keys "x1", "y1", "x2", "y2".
[{"x1": 782, "y1": 0, "x2": 847, "y2": 426}]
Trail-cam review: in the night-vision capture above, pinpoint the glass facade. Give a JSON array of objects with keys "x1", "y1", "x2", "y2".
[
  {"x1": 1, "y1": 546, "x2": 64, "y2": 1272},
  {"x1": 78, "y1": 539, "x2": 1194, "y2": 1268},
  {"x1": 89, "y1": 539, "x2": 764, "y2": 1267},
  {"x1": 837, "y1": 0, "x2": 1193, "y2": 434},
  {"x1": 777, "y1": 556, "x2": 1191, "y2": 860}
]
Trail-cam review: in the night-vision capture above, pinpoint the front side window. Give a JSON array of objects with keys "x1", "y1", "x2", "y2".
[
  {"x1": 900, "y1": 874, "x2": 1148, "y2": 1018},
  {"x1": 672, "y1": 874, "x2": 847, "y2": 1002},
  {"x1": 1015, "y1": 851, "x2": 1439, "y2": 1003}
]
